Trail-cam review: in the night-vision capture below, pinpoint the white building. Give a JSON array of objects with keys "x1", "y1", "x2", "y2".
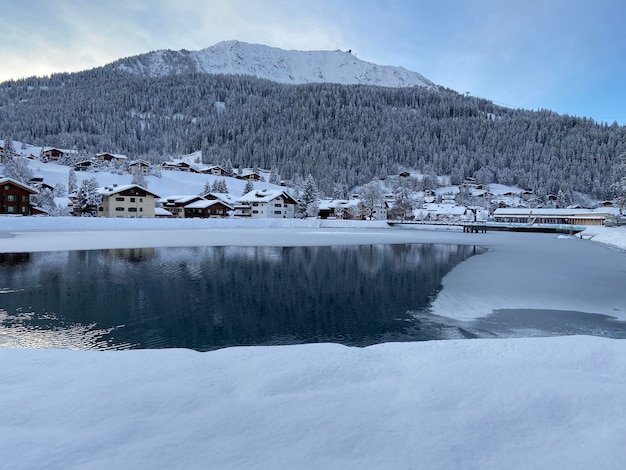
[{"x1": 237, "y1": 189, "x2": 297, "y2": 218}]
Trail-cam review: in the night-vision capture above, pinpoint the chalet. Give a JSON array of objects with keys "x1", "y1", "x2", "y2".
[
  {"x1": 318, "y1": 199, "x2": 361, "y2": 219},
  {"x1": 95, "y1": 153, "x2": 128, "y2": 165},
  {"x1": 74, "y1": 160, "x2": 94, "y2": 172},
  {"x1": 0, "y1": 177, "x2": 39, "y2": 215},
  {"x1": 128, "y1": 160, "x2": 151, "y2": 175},
  {"x1": 237, "y1": 189, "x2": 297, "y2": 218},
  {"x1": 161, "y1": 161, "x2": 192, "y2": 172},
  {"x1": 159, "y1": 195, "x2": 205, "y2": 218},
  {"x1": 97, "y1": 184, "x2": 160, "y2": 218},
  {"x1": 40, "y1": 147, "x2": 66, "y2": 161},
  {"x1": 205, "y1": 165, "x2": 231, "y2": 176},
  {"x1": 183, "y1": 199, "x2": 233, "y2": 218},
  {"x1": 235, "y1": 169, "x2": 262, "y2": 182},
  {"x1": 492, "y1": 208, "x2": 610, "y2": 226}
]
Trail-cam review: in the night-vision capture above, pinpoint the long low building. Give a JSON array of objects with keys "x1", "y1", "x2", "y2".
[{"x1": 492, "y1": 208, "x2": 610, "y2": 226}]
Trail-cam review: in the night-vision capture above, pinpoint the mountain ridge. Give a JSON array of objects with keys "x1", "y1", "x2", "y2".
[{"x1": 107, "y1": 40, "x2": 436, "y2": 89}]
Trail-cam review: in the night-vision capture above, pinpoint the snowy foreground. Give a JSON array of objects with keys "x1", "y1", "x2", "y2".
[{"x1": 1, "y1": 218, "x2": 626, "y2": 469}]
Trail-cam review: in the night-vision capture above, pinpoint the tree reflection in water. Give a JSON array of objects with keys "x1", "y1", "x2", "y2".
[{"x1": 0, "y1": 244, "x2": 484, "y2": 350}]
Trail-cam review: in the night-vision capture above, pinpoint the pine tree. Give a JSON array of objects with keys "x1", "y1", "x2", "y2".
[
  {"x1": 68, "y1": 169, "x2": 78, "y2": 194},
  {"x1": 131, "y1": 171, "x2": 148, "y2": 188},
  {"x1": 76, "y1": 177, "x2": 101, "y2": 217},
  {"x1": 299, "y1": 174, "x2": 319, "y2": 217},
  {"x1": 242, "y1": 179, "x2": 254, "y2": 195}
]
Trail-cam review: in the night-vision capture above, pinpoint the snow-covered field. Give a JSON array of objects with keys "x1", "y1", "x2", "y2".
[{"x1": 1, "y1": 218, "x2": 626, "y2": 469}]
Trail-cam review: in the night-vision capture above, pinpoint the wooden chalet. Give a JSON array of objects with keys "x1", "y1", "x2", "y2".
[
  {"x1": 40, "y1": 147, "x2": 66, "y2": 161},
  {"x1": 159, "y1": 195, "x2": 205, "y2": 218},
  {"x1": 184, "y1": 199, "x2": 233, "y2": 218},
  {"x1": 95, "y1": 153, "x2": 128, "y2": 164},
  {"x1": 0, "y1": 177, "x2": 39, "y2": 215}
]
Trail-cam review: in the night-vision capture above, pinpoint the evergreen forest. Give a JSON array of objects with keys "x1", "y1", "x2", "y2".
[{"x1": 1, "y1": 67, "x2": 625, "y2": 198}]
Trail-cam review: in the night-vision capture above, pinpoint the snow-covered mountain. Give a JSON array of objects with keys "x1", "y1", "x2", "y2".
[{"x1": 110, "y1": 40, "x2": 436, "y2": 88}]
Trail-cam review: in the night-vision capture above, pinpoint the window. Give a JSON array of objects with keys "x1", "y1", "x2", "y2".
[
  {"x1": 6, "y1": 195, "x2": 16, "y2": 202},
  {"x1": 22, "y1": 195, "x2": 28, "y2": 202},
  {"x1": 275, "y1": 203, "x2": 282, "y2": 207},
  {"x1": 115, "y1": 207, "x2": 125, "y2": 212},
  {"x1": 139, "y1": 208, "x2": 143, "y2": 212},
  {"x1": 139, "y1": 198, "x2": 143, "y2": 202},
  {"x1": 252, "y1": 210, "x2": 258, "y2": 214},
  {"x1": 99, "y1": 207, "x2": 103, "y2": 212},
  {"x1": 252, "y1": 202, "x2": 259, "y2": 207},
  {"x1": 7, "y1": 206, "x2": 15, "y2": 212},
  {"x1": 22, "y1": 206, "x2": 28, "y2": 212},
  {"x1": 115, "y1": 197, "x2": 124, "y2": 201},
  {"x1": 274, "y1": 210, "x2": 282, "y2": 215},
  {"x1": 128, "y1": 207, "x2": 137, "y2": 212},
  {"x1": 130, "y1": 198, "x2": 136, "y2": 202},
  {"x1": 3, "y1": 185, "x2": 8, "y2": 190}
]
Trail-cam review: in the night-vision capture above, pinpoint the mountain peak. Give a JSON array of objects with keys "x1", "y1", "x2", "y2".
[{"x1": 111, "y1": 40, "x2": 436, "y2": 89}]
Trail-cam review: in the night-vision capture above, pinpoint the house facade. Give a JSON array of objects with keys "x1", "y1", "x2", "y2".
[
  {"x1": 95, "y1": 153, "x2": 128, "y2": 165},
  {"x1": 159, "y1": 195, "x2": 205, "y2": 218},
  {"x1": 128, "y1": 160, "x2": 151, "y2": 175},
  {"x1": 183, "y1": 199, "x2": 233, "y2": 218},
  {"x1": 0, "y1": 178, "x2": 39, "y2": 215},
  {"x1": 237, "y1": 189, "x2": 297, "y2": 218},
  {"x1": 492, "y1": 208, "x2": 609, "y2": 226},
  {"x1": 97, "y1": 184, "x2": 159, "y2": 218}
]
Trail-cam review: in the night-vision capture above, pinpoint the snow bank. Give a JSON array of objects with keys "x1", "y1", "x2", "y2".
[{"x1": 1, "y1": 336, "x2": 624, "y2": 470}]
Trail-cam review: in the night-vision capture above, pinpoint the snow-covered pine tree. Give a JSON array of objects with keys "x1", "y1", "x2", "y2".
[
  {"x1": 131, "y1": 171, "x2": 148, "y2": 188},
  {"x1": 242, "y1": 179, "x2": 254, "y2": 195},
  {"x1": 212, "y1": 178, "x2": 228, "y2": 193},
  {"x1": 299, "y1": 174, "x2": 319, "y2": 218},
  {"x1": 202, "y1": 180, "x2": 212, "y2": 196},
  {"x1": 76, "y1": 177, "x2": 101, "y2": 217},
  {"x1": 1, "y1": 137, "x2": 14, "y2": 164},
  {"x1": 68, "y1": 169, "x2": 78, "y2": 194}
]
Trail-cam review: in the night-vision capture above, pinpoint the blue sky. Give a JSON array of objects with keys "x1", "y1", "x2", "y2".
[{"x1": 2, "y1": 0, "x2": 625, "y2": 124}]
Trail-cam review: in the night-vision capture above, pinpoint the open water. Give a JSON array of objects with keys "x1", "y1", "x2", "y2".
[{"x1": 1, "y1": 243, "x2": 625, "y2": 350}]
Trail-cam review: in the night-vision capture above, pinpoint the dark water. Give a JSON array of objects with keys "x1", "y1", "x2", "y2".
[{"x1": 0, "y1": 244, "x2": 486, "y2": 351}]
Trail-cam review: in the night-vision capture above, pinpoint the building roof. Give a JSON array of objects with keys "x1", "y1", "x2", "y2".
[
  {"x1": 159, "y1": 194, "x2": 203, "y2": 205},
  {"x1": 185, "y1": 199, "x2": 234, "y2": 210},
  {"x1": 0, "y1": 177, "x2": 39, "y2": 194},
  {"x1": 96, "y1": 152, "x2": 128, "y2": 160},
  {"x1": 97, "y1": 184, "x2": 160, "y2": 198},
  {"x1": 238, "y1": 189, "x2": 297, "y2": 204}
]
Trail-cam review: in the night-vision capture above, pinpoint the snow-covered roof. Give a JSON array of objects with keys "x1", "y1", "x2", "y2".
[
  {"x1": 238, "y1": 189, "x2": 296, "y2": 204},
  {"x1": 185, "y1": 199, "x2": 233, "y2": 210},
  {"x1": 318, "y1": 199, "x2": 360, "y2": 210},
  {"x1": 97, "y1": 184, "x2": 159, "y2": 198},
  {"x1": 159, "y1": 194, "x2": 202, "y2": 204},
  {"x1": 0, "y1": 177, "x2": 39, "y2": 194}
]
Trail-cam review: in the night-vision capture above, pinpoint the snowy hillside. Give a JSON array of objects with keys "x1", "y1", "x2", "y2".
[{"x1": 111, "y1": 40, "x2": 436, "y2": 88}]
